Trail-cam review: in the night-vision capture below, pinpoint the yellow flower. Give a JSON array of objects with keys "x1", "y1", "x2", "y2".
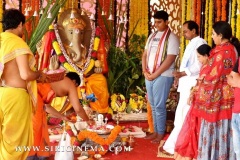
[
  {"x1": 129, "y1": 0, "x2": 148, "y2": 36},
  {"x1": 93, "y1": 37, "x2": 100, "y2": 51},
  {"x1": 204, "y1": 0, "x2": 209, "y2": 43},
  {"x1": 63, "y1": 63, "x2": 76, "y2": 72},
  {"x1": 49, "y1": 24, "x2": 54, "y2": 30},
  {"x1": 129, "y1": 94, "x2": 144, "y2": 110},
  {"x1": 110, "y1": 94, "x2": 126, "y2": 112},
  {"x1": 231, "y1": 0, "x2": 237, "y2": 36},
  {"x1": 208, "y1": 0, "x2": 213, "y2": 46},
  {"x1": 52, "y1": 41, "x2": 62, "y2": 55}
]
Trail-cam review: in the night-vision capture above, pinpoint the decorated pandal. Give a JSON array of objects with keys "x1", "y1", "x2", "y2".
[
  {"x1": 32, "y1": 6, "x2": 151, "y2": 159},
  {"x1": 3, "y1": 0, "x2": 177, "y2": 159}
]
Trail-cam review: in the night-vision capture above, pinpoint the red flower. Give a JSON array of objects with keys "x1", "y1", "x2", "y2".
[
  {"x1": 91, "y1": 51, "x2": 97, "y2": 58},
  {"x1": 66, "y1": 129, "x2": 74, "y2": 137},
  {"x1": 73, "y1": 140, "x2": 81, "y2": 146},
  {"x1": 53, "y1": 129, "x2": 59, "y2": 135},
  {"x1": 95, "y1": 26, "x2": 101, "y2": 37},
  {"x1": 102, "y1": 145, "x2": 109, "y2": 151},
  {"x1": 58, "y1": 54, "x2": 66, "y2": 63}
]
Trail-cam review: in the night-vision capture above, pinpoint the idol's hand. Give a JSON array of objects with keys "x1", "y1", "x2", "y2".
[{"x1": 49, "y1": 55, "x2": 59, "y2": 70}]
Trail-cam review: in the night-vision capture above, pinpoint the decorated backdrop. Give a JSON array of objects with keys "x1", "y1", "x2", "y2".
[{"x1": 1, "y1": 0, "x2": 240, "y2": 58}]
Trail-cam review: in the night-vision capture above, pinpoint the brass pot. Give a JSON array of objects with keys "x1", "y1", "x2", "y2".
[{"x1": 166, "y1": 120, "x2": 174, "y2": 133}]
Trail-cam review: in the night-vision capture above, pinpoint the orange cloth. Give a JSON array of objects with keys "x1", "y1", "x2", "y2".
[
  {"x1": 85, "y1": 73, "x2": 109, "y2": 113},
  {"x1": 147, "y1": 102, "x2": 154, "y2": 133},
  {"x1": 29, "y1": 83, "x2": 55, "y2": 158}
]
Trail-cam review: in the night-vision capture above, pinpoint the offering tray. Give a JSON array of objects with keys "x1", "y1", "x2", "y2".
[
  {"x1": 119, "y1": 126, "x2": 146, "y2": 138},
  {"x1": 87, "y1": 124, "x2": 114, "y2": 135},
  {"x1": 48, "y1": 125, "x2": 63, "y2": 142},
  {"x1": 113, "y1": 113, "x2": 147, "y2": 122},
  {"x1": 45, "y1": 69, "x2": 65, "y2": 83}
]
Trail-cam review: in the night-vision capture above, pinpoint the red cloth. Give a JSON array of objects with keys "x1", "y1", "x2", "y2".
[
  {"x1": 174, "y1": 65, "x2": 208, "y2": 159},
  {"x1": 175, "y1": 43, "x2": 237, "y2": 159},
  {"x1": 175, "y1": 107, "x2": 201, "y2": 159},
  {"x1": 48, "y1": 121, "x2": 172, "y2": 160},
  {"x1": 233, "y1": 87, "x2": 240, "y2": 113},
  {"x1": 195, "y1": 43, "x2": 236, "y2": 122},
  {"x1": 233, "y1": 58, "x2": 240, "y2": 113}
]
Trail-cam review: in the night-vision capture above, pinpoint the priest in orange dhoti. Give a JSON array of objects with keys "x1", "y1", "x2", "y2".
[{"x1": 27, "y1": 72, "x2": 93, "y2": 160}]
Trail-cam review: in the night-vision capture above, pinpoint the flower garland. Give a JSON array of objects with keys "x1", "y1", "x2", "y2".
[
  {"x1": 196, "y1": 0, "x2": 201, "y2": 26},
  {"x1": 129, "y1": 0, "x2": 148, "y2": 36},
  {"x1": 231, "y1": 0, "x2": 237, "y2": 36},
  {"x1": 110, "y1": 94, "x2": 127, "y2": 112},
  {"x1": 186, "y1": 0, "x2": 191, "y2": 20},
  {"x1": 221, "y1": 0, "x2": 227, "y2": 21},
  {"x1": 128, "y1": 93, "x2": 144, "y2": 111},
  {"x1": 237, "y1": 0, "x2": 240, "y2": 40},
  {"x1": 91, "y1": 26, "x2": 101, "y2": 59},
  {"x1": 237, "y1": 13, "x2": 240, "y2": 40},
  {"x1": 182, "y1": 0, "x2": 186, "y2": 25},
  {"x1": 215, "y1": 0, "x2": 221, "y2": 21},
  {"x1": 204, "y1": 0, "x2": 209, "y2": 44},
  {"x1": 208, "y1": 0, "x2": 213, "y2": 46},
  {"x1": 180, "y1": 0, "x2": 187, "y2": 59},
  {"x1": 52, "y1": 40, "x2": 76, "y2": 72},
  {"x1": 193, "y1": 0, "x2": 196, "y2": 20},
  {"x1": 77, "y1": 125, "x2": 122, "y2": 146}
]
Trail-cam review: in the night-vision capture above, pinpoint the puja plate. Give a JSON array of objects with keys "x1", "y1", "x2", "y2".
[
  {"x1": 87, "y1": 124, "x2": 114, "y2": 135},
  {"x1": 113, "y1": 113, "x2": 147, "y2": 122}
]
